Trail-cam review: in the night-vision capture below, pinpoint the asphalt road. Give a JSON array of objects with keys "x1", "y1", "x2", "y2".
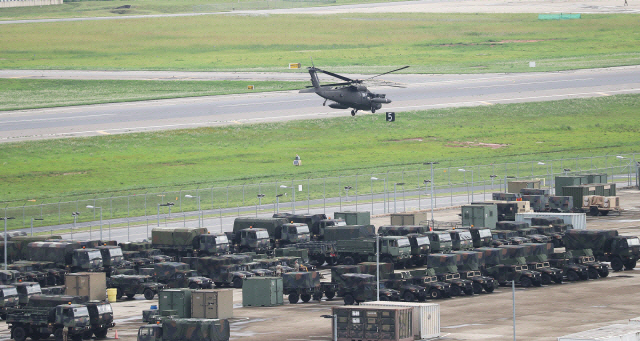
[{"x1": 2, "y1": 66, "x2": 640, "y2": 142}]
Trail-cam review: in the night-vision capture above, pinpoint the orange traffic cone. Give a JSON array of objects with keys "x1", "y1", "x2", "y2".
[{"x1": 114, "y1": 330, "x2": 119, "y2": 339}]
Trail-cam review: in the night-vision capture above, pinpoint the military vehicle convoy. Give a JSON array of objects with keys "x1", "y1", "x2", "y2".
[
  {"x1": 27, "y1": 242, "x2": 104, "y2": 273},
  {"x1": 563, "y1": 229, "x2": 640, "y2": 271},
  {"x1": 427, "y1": 254, "x2": 475, "y2": 296}
]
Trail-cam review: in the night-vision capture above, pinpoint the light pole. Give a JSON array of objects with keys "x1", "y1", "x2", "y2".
[
  {"x1": 617, "y1": 156, "x2": 627, "y2": 183},
  {"x1": 157, "y1": 203, "x2": 174, "y2": 227},
  {"x1": 256, "y1": 194, "x2": 265, "y2": 216},
  {"x1": 30, "y1": 217, "x2": 44, "y2": 236},
  {"x1": 370, "y1": 177, "x2": 382, "y2": 215},
  {"x1": 86, "y1": 205, "x2": 103, "y2": 240},
  {"x1": 185, "y1": 195, "x2": 201, "y2": 228},
  {"x1": 537, "y1": 162, "x2": 551, "y2": 191},
  {"x1": 275, "y1": 194, "x2": 284, "y2": 214},
  {"x1": 423, "y1": 162, "x2": 439, "y2": 228},
  {"x1": 280, "y1": 185, "x2": 295, "y2": 213},
  {"x1": 344, "y1": 186, "x2": 353, "y2": 203},
  {"x1": 376, "y1": 233, "x2": 380, "y2": 301},
  {"x1": 458, "y1": 169, "x2": 474, "y2": 203},
  {"x1": 320, "y1": 314, "x2": 337, "y2": 341},
  {"x1": 2, "y1": 217, "x2": 15, "y2": 270},
  {"x1": 71, "y1": 212, "x2": 80, "y2": 241},
  {"x1": 393, "y1": 182, "x2": 405, "y2": 213},
  {"x1": 490, "y1": 174, "x2": 497, "y2": 192}
]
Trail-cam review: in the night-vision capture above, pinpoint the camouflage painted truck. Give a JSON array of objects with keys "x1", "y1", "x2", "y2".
[
  {"x1": 95, "y1": 245, "x2": 125, "y2": 276},
  {"x1": 426, "y1": 254, "x2": 475, "y2": 296},
  {"x1": 562, "y1": 248, "x2": 609, "y2": 279},
  {"x1": 152, "y1": 262, "x2": 213, "y2": 289},
  {"x1": 12, "y1": 260, "x2": 67, "y2": 287},
  {"x1": 225, "y1": 228, "x2": 271, "y2": 254},
  {"x1": 107, "y1": 274, "x2": 165, "y2": 300},
  {"x1": 335, "y1": 236, "x2": 412, "y2": 268},
  {"x1": 563, "y1": 229, "x2": 640, "y2": 271},
  {"x1": 400, "y1": 270, "x2": 452, "y2": 299},
  {"x1": 330, "y1": 266, "x2": 400, "y2": 304},
  {"x1": 377, "y1": 225, "x2": 430, "y2": 237},
  {"x1": 468, "y1": 227, "x2": 493, "y2": 247},
  {"x1": 381, "y1": 273, "x2": 429, "y2": 302},
  {"x1": 233, "y1": 217, "x2": 310, "y2": 248},
  {"x1": 26, "y1": 242, "x2": 104, "y2": 272},
  {"x1": 137, "y1": 317, "x2": 230, "y2": 341},
  {"x1": 151, "y1": 227, "x2": 230, "y2": 258},
  {"x1": 451, "y1": 251, "x2": 496, "y2": 293},
  {"x1": 0, "y1": 285, "x2": 18, "y2": 320},
  {"x1": 282, "y1": 271, "x2": 326, "y2": 303},
  {"x1": 294, "y1": 225, "x2": 375, "y2": 266},
  {"x1": 519, "y1": 243, "x2": 564, "y2": 284},
  {"x1": 272, "y1": 213, "x2": 346, "y2": 240},
  {"x1": 194, "y1": 256, "x2": 253, "y2": 288},
  {"x1": 422, "y1": 231, "x2": 453, "y2": 253},
  {"x1": 447, "y1": 230, "x2": 474, "y2": 251},
  {"x1": 6, "y1": 303, "x2": 91, "y2": 341},
  {"x1": 476, "y1": 247, "x2": 542, "y2": 288},
  {"x1": 377, "y1": 226, "x2": 431, "y2": 267}
]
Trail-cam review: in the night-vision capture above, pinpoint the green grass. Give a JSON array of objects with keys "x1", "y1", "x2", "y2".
[
  {"x1": 1, "y1": 13, "x2": 640, "y2": 73},
  {"x1": 0, "y1": 79, "x2": 306, "y2": 111},
  {"x1": 1, "y1": 93, "x2": 639, "y2": 206}
]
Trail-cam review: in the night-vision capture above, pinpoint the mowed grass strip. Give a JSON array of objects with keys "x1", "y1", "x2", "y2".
[
  {"x1": 1, "y1": 94, "x2": 639, "y2": 203},
  {"x1": 0, "y1": 79, "x2": 306, "y2": 111},
  {"x1": 1, "y1": 14, "x2": 639, "y2": 73}
]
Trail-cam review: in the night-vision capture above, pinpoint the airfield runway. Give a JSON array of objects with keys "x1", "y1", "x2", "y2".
[{"x1": 1, "y1": 66, "x2": 640, "y2": 142}]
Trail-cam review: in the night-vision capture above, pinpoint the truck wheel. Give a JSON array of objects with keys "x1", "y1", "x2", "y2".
[
  {"x1": 611, "y1": 258, "x2": 624, "y2": 271},
  {"x1": 554, "y1": 276, "x2": 564, "y2": 284},
  {"x1": 12, "y1": 326, "x2": 27, "y2": 341},
  {"x1": 450, "y1": 285, "x2": 462, "y2": 297},
  {"x1": 343, "y1": 294, "x2": 355, "y2": 305},
  {"x1": 541, "y1": 273, "x2": 552, "y2": 285},
  {"x1": 214, "y1": 282, "x2": 223, "y2": 288},
  {"x1": 94, "y1": 329, "x2": 108, "y2": 339},
  {"x1": 288, "y1": 293, "x2": 299, "y2": 304},
  {"x1": 379, "y1": 295, "x2": 389, "y2": 301},
  {"x1": 116, "y1": 287, "x2": 124, "y2": 300},
  {"x1": 588, "y1": 268, "x2": 600, "y2": 279},
  {"x1": 325, "y1": 291, "x2": 335, "y2": 300},
  {"x1": 463, "y1": 287, "x2": 475, "y2": 295},
  {"x1": 0, "y1": 313, "x2": 5, "y2": 320},
  {"x1": 144, "y1": 288, "x2": 155, "y2": 300},
  {"x1": 313, "y1": 292, "x2": 323, "y2": 301},
  {"x1": 83, "y1": 330, "x2": 94, "y2": 339},
  {"x1": 232, "y1": 277, "x2": 243, "y2": 289},
  {"x1": 599, "y1": 267, "x2": 610, "y2": 278},
  {"x1": 520, "y1": 277, "x2": 532, "y2": 288},
  {"x1": 189, "y1": 282, "x2": 199, "y2": 289},
  {"x1": 428, "y1": 288, "x2": 442, "y2": 299},
  {"x1": 600, "y1": 210, "x2": 609, "y2": 216},
  {"x1": 382, "y1": 256, "x2": 393, "y2": 265},
  {"x1": 72, "y1": 334, "x2": 83, "y2": 341},
  {"x1": 126, "y1": 293, "x2": 136, "y2": 299},
  {"x1": 567, "y1": 270, "x2": 579, "y2": 282},
  {"x1": 415, "y1": 258, "x2": 425, "y2": 267},
  {"x1": 483, "y1": 284, "x2": 495, "y2": 293},
  {"x1": 301, "y1": 294, "x2": 312, "y2": 303},
  {"x1": 472, "y1": 282, "x2": 483, "y2": 294},
  {"x1": 342, "y1": 256, "x2": 355, "y2": 265},
  {"x1": 54, "y1": 328, "x2": 64, "y2": 341},
  {"x1": 313, "y1": 255, "x2": 325, "y2": 266},
  {"x1": 625, "y1": 259, "x2": 637, "y2": 270},
  {"x1": 326, "y1": 257, "x2": 337, "y2": 266},
  {"x1": 403, "y1": 291, "x2": 415, "y2": 302}
]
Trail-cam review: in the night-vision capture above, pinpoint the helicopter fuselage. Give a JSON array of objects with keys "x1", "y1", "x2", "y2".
[{"x1": 316, "y1": 86, "x2": 390, "y2": 112}]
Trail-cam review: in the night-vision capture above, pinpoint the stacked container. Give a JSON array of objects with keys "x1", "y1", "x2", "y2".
[
  {"x1": 333, "y1": 306, "x2": 413, "y2": 341},
  {"x1": 360, "y1": 302, "x2": 440, "y2": 339}
]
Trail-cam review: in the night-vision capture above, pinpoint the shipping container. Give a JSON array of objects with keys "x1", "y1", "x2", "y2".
[
  {"x1": 579, "y1": 173, "x2": 608, "y2": 184},
  {"x1": 520, "y1": 188, "x2": 550, "y2": 196},
  {"x1": 159, "y1": 289, "x2": 192, "y2": 318},
  {"x1": 65, "y1": 272, "x2": 106, "y2": 301},
  {"x1": 390, "y1": 212, "x2": 427, "y2": 226},
  {"x1": 191, "y1": 289, "x2": 233, "y2": 319},
  {"x1": 558, "y1": 323, "x2": 640, "y2": 341},
  {"x1": 332, "y1": 306, "x2": 413, "y2": 341},
  {"x1": 563, "y1": 185, "x2": 597, "y2": 210},
  {"x1": 515, "y1": 212, "x2": 586, "y2": 230},
  {"x1": 360, "y1": 302, "x2": 440, "y2": 339},
  {"x1": 555, "y1": 176, "x2": 588, "y2": 196},
  {"x1": 508, "y1": 180, "x2": 541, "y2": 194},
  {"x1": 242, "y1": 277, "x2": 283, "y2": 307},
  {"x1": 461, "y1": 204, "x2": 498, "y2": 229},
  {"x1": 521, "y1": 195, "x2": 548, "y2": 212},
  {"x1": 333, "y1": 211, "x2": 370, "y2": 226},
  {"x1": 595, "y1": 183, "x2": 617, "y2": 197}
]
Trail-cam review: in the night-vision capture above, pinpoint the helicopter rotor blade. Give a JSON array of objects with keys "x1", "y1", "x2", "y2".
[
  {"x1": 366, "y1": 66, "x2": 410, "y2": 80},
  {"x1": 319, "y1": 82, "x2": 353, "y2": 87},
  {"x1": 315, "y1": 68, "x2": 356, "y2": 83}
]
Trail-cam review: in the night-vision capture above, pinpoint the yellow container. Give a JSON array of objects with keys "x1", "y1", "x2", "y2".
[{"x1": 107, "y1": 288, "x2": 118, "y2": 303}]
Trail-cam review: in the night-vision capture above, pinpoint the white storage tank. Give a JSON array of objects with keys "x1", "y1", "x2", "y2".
[
  {"x1": 558, "y1": 324, "x2": 640, "y2": 341},
  {"x1": 516, "y1": 212, "x2": 586, "y2": 230},
  {"x1": 359, "y1": 301, "x2": 439, "y2": 339}
]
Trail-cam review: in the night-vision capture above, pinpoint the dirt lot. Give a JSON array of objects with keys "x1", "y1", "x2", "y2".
[{"x1": 1, "y1": 188, "x2": 639, "y2": 341}]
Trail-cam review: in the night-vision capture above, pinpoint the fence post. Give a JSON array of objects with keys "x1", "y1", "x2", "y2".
[{"x1": 355, "y1": 173, "x2": 358, "y2": 212}]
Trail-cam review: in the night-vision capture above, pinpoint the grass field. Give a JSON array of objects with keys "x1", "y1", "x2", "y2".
[
  {"x1": 0, "y1": 79, "x2": 306, "y2": 111},
  {"x1": 1, "y1": 93, "x2": 638, "y2": 204},
  {"x1": 1, "y1": 14, "x2": 639, "y2": 73}
]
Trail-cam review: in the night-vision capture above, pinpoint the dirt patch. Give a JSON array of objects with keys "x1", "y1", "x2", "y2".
[
  {"x1": 445, "y1": 141, "x2": 508, "y2": 149},
  {"x1": 389, "y1": 136, "x2": 437, "y2": 142}
]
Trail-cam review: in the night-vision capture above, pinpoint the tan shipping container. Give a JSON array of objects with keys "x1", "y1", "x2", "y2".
[
  {"x1": 390, "y1": 212, "x2": 427, "y2": 226},
  {"x1": 191, "y1": 289, "x2": 233, "y2": 319},
  {"x1": 65, "y1": 272, "x2": 106, "y2": 301}
]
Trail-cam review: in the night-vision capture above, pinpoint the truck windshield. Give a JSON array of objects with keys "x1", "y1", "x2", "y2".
[
  {"x1": 439, "y1": 234, "x2": 451, "y2": 242},
  {"x1": 216, "y1": 235, "x2": 229, "y2": 244},
  {"x1": 459, "y1": 232, "x2": 472, "y2": 240},
  {"x1": 334, "y1": 220, "x2": 347, "y2": 226},
  {"x1": 73, "y1": 306, "x2": 90, "y2": 318},
  {"x1": 96, "y1": 304, "x2": 113, "y2": 314},
  {"x1": 110, "y1": 248, "x2": 123, "y2": 257},
  {"x1": 415, "y1": 237, "x2": 430, "y2": 246},
  {"x1": 295, "y1": 225, "x2": 310, "y2": 234},
  {"x1": 256, "y1": 231, "x2": 269, "y2": 239},
  {"x1": 88, "y1": 251, "x2": 102, "y2": 261},
  {"x1": 543, "y1": 262, "x2": 550, "y2": 267},
  {"x1": 478, "y1": 229, "x2": 492, "y2": 238},
  {"x1": 627, "y1": 238, "x2": 640, "y2": 246},
  {"x1": 1, "y1": 288, "x2": 17, "y2": 297},
  {"x1": 397, "y1": 238, "x2": 410, "y2": 247},
  {"x1": 25, "y1": 285, "x2": 40, "y2": 294}
]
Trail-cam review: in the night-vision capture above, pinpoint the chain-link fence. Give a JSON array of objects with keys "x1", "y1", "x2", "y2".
[{"x1": 3, "y1": 153, "x2": 638, "y2": 233}]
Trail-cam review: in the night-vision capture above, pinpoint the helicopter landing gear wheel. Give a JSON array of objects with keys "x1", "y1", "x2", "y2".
[
  {"x1": 351, "y1": 110, "x2": 356, "y2": 116},
  {"x1": 371, "y1": 108, "x2": 376, "y2": 113}
]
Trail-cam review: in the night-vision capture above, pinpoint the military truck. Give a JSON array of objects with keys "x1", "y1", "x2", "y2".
[
  {"x1": 194, "y1": 257, "x2": 253, "y2": 288},
  {"x1": 12, "y1": 261, "x2": 67, "y2": 287},
  {"x1": 225, "y1": 228, "x2": 271, "y2": 254},
  {"x1": 15, "y1": 282, "x2": 42, "y2": 307},
  {"x1": 108, "y1": 275, "x2": 165, "y2": 300},
  {"x1": 405, "y1": 233, "x2": 430, "y2": 267},
  {"x1": 563, "y1": 248, "x2": 609, "y2": 279},
  {"x1": 403, "y1": 270, "x2": 452, "y2": 299},
  {"x1": 451, "y1": 251, "x2": 496, "y2": 293},
  {"x1": 469, "y1": 228, "x2": 493, "y2": 248},
  {"x1": 519, "y1": 243, "x2": 564, "y2": 285},
  {"x1": 233, "y1": 217, "x2": 311, "y2": 247},
  {"x1": 85, "y1": 301, "x2": 115, "y2": 339},
  {"x1": 27, "y1": 242, "x2": 104, "y2": 272},
  {"x1": 283, "y1": 271, "x2": 325, "y2": 303},
  {"x1": 323, "y1": 225, "x2": 375, "y2": 241},
  {"x1": 377, "y1": 225, "x2": 430, "y2": 237},
  {"x1": 563, "y1": 229, "x2": 640, "y2": 271},
  {"x1": 273, "y1": 213, "x2": 346, "y2": 240},
  {"x1": 0, "y1": 285, "x2": 18, "y2": 320},
  {"x1": 6, "y1": 303, "x2": 91, "y2": 341},
  {"x1": 294, "y1": 225, "x2": 374, "y2": 266},
  {"x1": 153, "y1": 262, "x2": 212, "y2": 289},
  {"x1": 330, "y1": 266, "x2": 400, "y2": 303},
  {"x1": 548, "y1": 252, "x2": 590, "y2": 281},
  {"x1": 448, "y1": 230, "x2": 474, "y2": 251},
  {"x1": 335, "y1": 236, "x2": 411, "y2": 268},
  {"x1": 427, "y1": 254, "x2": 475, "y2": 296},
  {"x1": 532, "y1": 225, "x2": 564, "y2": 247},
  {"x1": 0, "y1": 235, "x2": 62, "y2": 263},
  {"x1": 491, "y1": 230, "x2": 530, "y2": 246},
  {"x1": 151, "y1": 227, "x2": 230, "y2": 257},
  {"x1": 7, "y1": 263, "x2": 48, "y2": 287},
  {"x1": 95, "y1": 245, "x2": 125, "y2": 276},
  {"x1": 476, "y1": 247, "x2": 542, "y2": 287},
  {"x1": 422, "y1": 231, "x2": 452, "y2": 253},
  {"x1": 137, "y1": 317, "x2": 230, "y2": 341},
  {"x1": 295, "y1": 241, "x2": 338, "y2": 266},
  {"x1": 381, "y1": 274, "x2": 429, "y2": 302}
]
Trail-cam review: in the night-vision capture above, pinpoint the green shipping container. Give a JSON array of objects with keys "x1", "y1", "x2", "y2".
[
  {"x1": 333, "y1": 211, "x2": 370, "y2": 226},
  {"x1": 242, "y1": 277, "x2": 283, "y2": 307},
  {"x1": 461, "y1": 204, "x2": 498, "y2": 229},
  {"x1": 159, "y1": 289, "x2": 192, "y2": 318},
  {"x1": 554, "y1": 176, "x2": 588, "y2": 196},
  {"x1": 579, "y1": 173, "x2": 608, "y2": 184},
  {"x1": 562, "y1": 185, "x2": 597, "y2": 209}
]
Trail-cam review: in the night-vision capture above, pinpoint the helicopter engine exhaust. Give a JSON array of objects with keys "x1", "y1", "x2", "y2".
[{"x1": 371, "y1": 98, "x2": 392, "y2": 104}]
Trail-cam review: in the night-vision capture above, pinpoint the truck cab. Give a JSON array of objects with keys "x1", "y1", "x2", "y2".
[
  {"x1": 0, "y1": 285, "x2": 18, "y2": 319},
  {"x1": 448, "y1": 230, "x2": 473, "y2": 251},
  {"x1": 138, "y1": 324, "x2": 162, "y2": 341},
  {"x1": 275, "y1": 223, "x2": 311, "y2": 246},
  {"x1": 238, "y1": 229, "x2": 271, "y2": 254},
  {"x1": 71, "y1": 249, "x2": 104, "y2": 272},
  {"x1": 95, "y1": 246, "x2": 124, "y2": 269},
  {"x1": 469, "y1": 227, "x2": 493, "y2": 247},
  {"x1": 85, "y1": 301, "x2": 115, "y2": 339},
  {"x1": 379, "y1": 236, "x2": 412, "y2": 267},
  {"x1": 423, "y1": 231, "x2": 452, "y2": 253},
  {"x1": 15, "y1": 282, "x2": 41, "y2": 306},
  {"x1": 198, "y1": 233, "x2": 230, "y2": 255},
  {"x1": 54, "y1": 304, "x2": 91, "y2": 335},
  {"x1": 405, "y1": 233, "x2": 430, "y2": 267}
]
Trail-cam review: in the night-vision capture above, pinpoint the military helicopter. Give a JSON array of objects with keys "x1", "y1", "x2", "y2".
[{"x1": 299, "y1": 64, "x2": 409, "y2": 116}]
